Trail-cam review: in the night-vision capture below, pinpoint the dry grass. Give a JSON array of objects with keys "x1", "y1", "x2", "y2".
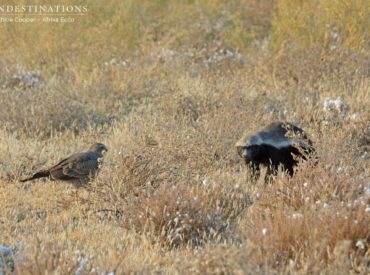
[{"x1": 0, "y1": 0, "x2": 369, "y2": 274}]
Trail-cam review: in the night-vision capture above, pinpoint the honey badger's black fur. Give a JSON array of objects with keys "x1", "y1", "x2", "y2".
[{"x1": 237, "y1": 122, "x2": 315, "y2": 179}]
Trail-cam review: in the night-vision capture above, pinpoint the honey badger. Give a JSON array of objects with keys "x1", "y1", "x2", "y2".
[{"x1": 236, "y1": 122, "x2": 315, "y2": 178}]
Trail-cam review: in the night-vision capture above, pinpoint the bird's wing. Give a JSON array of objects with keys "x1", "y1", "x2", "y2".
[{"x1": 50, "y1": 152, "x2": 100, "y2": 179}]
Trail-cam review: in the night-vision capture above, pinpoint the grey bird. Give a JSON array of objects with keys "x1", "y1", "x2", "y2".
[{"x1": 20, "y1": 143, "x2": 108, "y2": 185}]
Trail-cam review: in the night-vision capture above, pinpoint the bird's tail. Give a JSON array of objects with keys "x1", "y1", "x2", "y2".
[{"x1": 20, "y1": 170, "x2": 50, "y2": 182}]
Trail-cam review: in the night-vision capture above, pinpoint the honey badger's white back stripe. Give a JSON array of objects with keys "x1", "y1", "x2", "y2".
[
  {"x1": 235, "y1": 122, "x2": 312, "y2": 149},
  {"x1": 249, "y1": 131, "x2": 307, "y2": 149}
]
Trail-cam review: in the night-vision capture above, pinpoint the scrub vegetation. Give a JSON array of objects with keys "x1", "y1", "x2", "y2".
[{"x1": 0, "y1": 0, "x2": 369, "y2": 273}]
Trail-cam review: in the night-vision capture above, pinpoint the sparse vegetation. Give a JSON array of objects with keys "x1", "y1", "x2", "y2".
[{"x1": 0, "y1": 0, "x2": 369, "y2": 273}]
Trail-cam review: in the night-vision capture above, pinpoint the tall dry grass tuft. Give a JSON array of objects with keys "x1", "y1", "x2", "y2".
[
  {"x1": 239, "y1": 161, "x2": 370, "y2": 270},
  {"x1": 14, "y1": 241, "x2": 81, "y2": 275},
  {"x1": 93, "y1": 181, "x2": 252, "y2": 248}
]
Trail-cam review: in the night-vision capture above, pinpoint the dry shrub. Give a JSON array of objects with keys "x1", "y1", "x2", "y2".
[
  {"x1": 121, "y1": 183, "x2": 251, "y2": 247},
  {"x1": 342, "y1": 115, "x2": 370, "y2": 158},
  {"x1": 240, "y1": 163, "x2": 370, "y2": 271},
  {"x1": 318, "y1": 115, "x2": 370, "y2": 176},
  {"x1": 89, "y1": 152, "x2": 176, "y2": 216},
  {"x1": 15, "y1": 241, "x2": 80, "y2": 275},
  {"x1": 179, "y1": 242, "x2": 268, "y2": 274}
]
